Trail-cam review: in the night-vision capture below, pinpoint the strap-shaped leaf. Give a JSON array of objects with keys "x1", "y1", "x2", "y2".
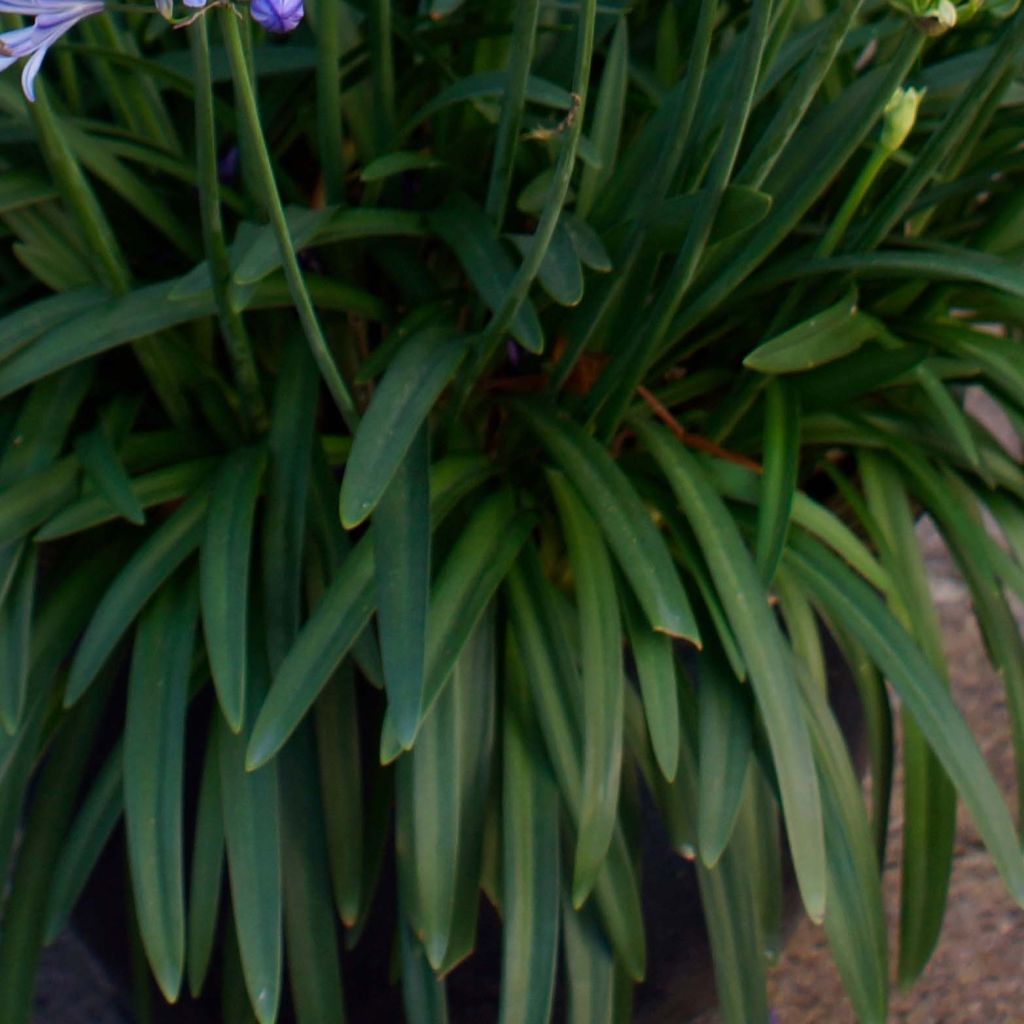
[
  {"x1": 250, "y1": 457, "x2": 491, "y2": 770},
  {"x1": 506, "y1": 554, "x2": 645, "y2": 980},
  {"x1": 247, "y1": 537, "x2": 374, "y2": 770},
  {"x1": 201, "y1": 445, "x2": 267, "y2": 732},
  {"x1": 860, "y1": 453, "x2": 955, "y2": 985},
  {"x1": 64, "y1": 483, "x2": 210, "y2": 707},
  {"x1": 744, "y1": 289, "x2": 877, "y2": 373},
  {"x1": 621, "y1": 589, "x2": 679, "y2": 782},
  {"x1": 0, "y1": 458, "x2": 80, "y2": 548},
  {"x1": 280, "y1": 724, "x2": 346, "y2": 1024},
  {"x1": 219, "y1": 639, "x2": 282, "y2": 1024},
  {"x1": 412, "y1": 608, "x2": 496, "y2": 970},
  {"x1": 0, "y1": 544, "x2": 36, "y2": 734},
  {"x1": 399, "y1": 917, "x2": 450, "y2": 1024},
  {"x1": 124, "y1": 572, "x2": 198, "y2": 1002},
  {"x1": 562, "y1": 897, "x2": 615, "y2": 1024},
  {"x1": 379, "y1": 489, "x2": 531, "y2": 760},
  {"x1": 0, "y1": 673, "x2": 111, "y2": 1024},
  {"x1": 785, "y1": 532, "x2": 1024, "y2": 906},
  {"x1": 187, "y1": 726, "x2": 224, "y2": 998},
  {"x1": 263, "y1": 341, "x2": 319, "y2": 673},
  {"x1": 635, "y1": 417, "x2": 826, "y2": 922},
  {"x1": 375, "y1": 427, "x2": 431, "y2": 747},
  {"x1": 514, "y1": 398, "x2": 698, "y2": 643},
  {"x1": 429, "y1": 194, "x2": 544, "y2": 354},
  {"x1": 313, "y1": 668, "x2": 363, "y2": 927},
  {"x1": 73, "y1": 427, "x2": 145, "y2": 527},
  {"x1": 797, "y1": 659, "x2": 889, "y2": 1024},
  {"x1": 549, "y1": 471, "x2": 624, "y2": 906},
  {"x1": 44, "y1": 741, "x2": 123, "y2": 944},
  {"x1": 755, "y1": 378, "x2": 800, "y2": 583},
  {"x1": 498, "y1": 639, "x2": 561, "y2": 1024},
  {"x1": 697, "y1": 641, "x2": 752, "y2": 869},
  {"x1": 340, "y1": 327, "x2": 467, "y2": 527},
  {"x1": 35, "y1": 457, "x2": 218, "y2": 542}
]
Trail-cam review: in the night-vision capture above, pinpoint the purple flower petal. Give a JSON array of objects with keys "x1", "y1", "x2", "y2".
[{"x1": 250, "y1": 0, "x2": 303, "y2": 33}]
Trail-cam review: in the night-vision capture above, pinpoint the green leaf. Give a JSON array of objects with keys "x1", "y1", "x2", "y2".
[
  {"x1": 696, "y1": 796, "x2": 772, "y2": 1024},
  {"x1": 201, "y1": 446, "x2": 267, "y2": 732},
  {"x1": 35, "y1": 457, "x2": 216, "y2": 541},
  {"x1": 0, "y1": 670, "x2": 111, "y2": 1024},
  {"x1": 187, "y1": 727, "x2": 224, "y2": 998},
  {"x1": 697, "y1": 643, "x2": 752, "y2": 869},
  {"x1": 411, "y1": 607, "x2": 496, "y2": 970},
  {"x1": 562, "y1": 898, "x2": 615, "y2": 1024},
  {"x1": 429, "y1": 194, "x2": 544, "y2": 354},
  {"x1": 548, "y1": 471, "x2": 623, "y2": 906},
  {"x1": 744, "y1": 289, "x2": 880, "y2": 373},
  {"x1": 374, "y1": 427, "x2": 430, "y2": 747},
  {"x1": 645, "y1": 185, "x2": 773, "y2": 251},
  {"x1": 634, "y1": 417, "x2": 826, "y2": 922},
  {"x1": 0, "y1": 458, "x2": 80, "y2": 548},
  {"x1": 399, "y1": 917, "x2": 449, "y2": 1024},
  {"x1": 279, "y1": 724, "x2": 347, "y2": 1024},
  {"x1": 340, "y1": 328, "x2": 466, "y2": 527},
  {"x1": 249, "y1": 458, "x2": 491, "y2": 770},
  {"x1": 361, "y1": 151, "x2": 446, "y2": 182},
  {"x1": 313, "y1": 668, "x2": 363, "y2": 927},
  {"x1": 73, "y1": 427, "x2": 146, "y2": 526},
  {"x1": 232, "y1": 205, "x2": 336, "y2": 286},
  {"x1": 621, "y1": 589, "x2": 679, "y2": 782},
  {"x1": 576, "y1": 18, "x2": 628, "y2": 219},
  {"x1": 509, "y1": 220, "x2": 585, "y2": 307},
  {"x1": 785, "y1": 532, "x2": 1024, "y2": 907},
  {"x1": 513, "y1": 397, "x2": 698, "y2": 642},
  {"x1": 498, "y1": 638, "x2": 561, "y2": 1024},
  {"x1": 44, "y1": 742, "x2": 123, "y2": 945},
  {"x1": 0, "y1": 288, "x2": 107, "y2": 365},
  {"x1": 563, "y1": 214, "x2": 612, "y2": 273},
  {"x1": 65, "y1": 483, "x2": 210, "y2": 707},
  {"x1": 379, "y1": 489, "x2": 532, "y2": 760},
  {"x1": 755, "y1": 378, "x2": 800, "y2": 583},
  {"x1": 796, "y1": 659, "x2": 889, "y2": 1024},
  {"x1": 219, "y1": 638, "x2": 282, "y2": 1024},
  {"x1": 124, "y1": 572, "x2": 198, "y2": 1002},
  {"x1": 506, "y1": 553, "x2": 645, "y2": 980},
  {"x1": 263, "y1": 342, "x2": 319, "y2": 672},
  {"x1": 859, "y1": 453, "x2": 955, "y2": 986},
  {"x1": 0, "y1": 545, "x2": 36, "y2": 734}
]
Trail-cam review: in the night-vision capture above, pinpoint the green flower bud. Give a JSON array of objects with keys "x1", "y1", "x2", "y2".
[{"x1": 880, "y1": 86, "x2": 926, "y2": 154}]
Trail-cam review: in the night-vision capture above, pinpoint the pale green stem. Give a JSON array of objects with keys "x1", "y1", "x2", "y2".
[
  {"x1": 221, "y1": 9, "x2": 360, "y2": 433},
  {"x1": 192, "y1": 18, "x2": 267, "y2": 434}
]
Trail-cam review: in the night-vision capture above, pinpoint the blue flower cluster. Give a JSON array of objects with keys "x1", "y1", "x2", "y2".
[{"x1": 0, "y1": 0, "x2": 304, "y2": 100}]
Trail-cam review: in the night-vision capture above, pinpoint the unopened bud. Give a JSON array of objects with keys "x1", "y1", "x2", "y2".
[{"x1": 880, "y1": 87, "x2": 925, "y2": 153}]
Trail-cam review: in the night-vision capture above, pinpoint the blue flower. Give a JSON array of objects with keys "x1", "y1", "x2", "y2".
[
  {"x1": 250, "y1": 0, "x2": 302, "y2": 33},
  {"x1": 0, "y1": 0, "x2": 103, "y2": 100}
]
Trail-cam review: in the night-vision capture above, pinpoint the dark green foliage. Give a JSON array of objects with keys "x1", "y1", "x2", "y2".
[{"x1": 2, "y1": 2, "x2": 1024, "y2": 1022}]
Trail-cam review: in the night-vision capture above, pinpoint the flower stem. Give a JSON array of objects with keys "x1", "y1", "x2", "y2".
[
  {"x1": 191, "y1": 16, "x2": 267, "y2": 435},
  {"x1": 220, "y1": 7, "x2": 360, "y2": 433},
  {"x1": 314, "y1": 0, "x2": 345, "y2": 203},
  {"x1": 818, "y1": 144, "x2": 889, "y2": 258}
]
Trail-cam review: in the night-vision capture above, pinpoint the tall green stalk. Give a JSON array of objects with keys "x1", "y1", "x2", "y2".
[
  {"x1": 220, "y1": 9, "x2": 360, "y2": 433},
  {"x1": 191, "y1": 18, "x2": 267, "y2": 435}
]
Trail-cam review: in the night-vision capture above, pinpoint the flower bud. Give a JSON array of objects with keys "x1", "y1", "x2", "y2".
[
  {"x1": 250, "y1": 0, "x2": 303, "y2": 32},
  {"x1": 880, "y1": 86, "x2": 925, "y2": 154}
]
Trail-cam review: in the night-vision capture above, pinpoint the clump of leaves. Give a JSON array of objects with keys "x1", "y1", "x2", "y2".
[{"x1": 1, "y1": 2, "x2": 1024, "y2": 1023}]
